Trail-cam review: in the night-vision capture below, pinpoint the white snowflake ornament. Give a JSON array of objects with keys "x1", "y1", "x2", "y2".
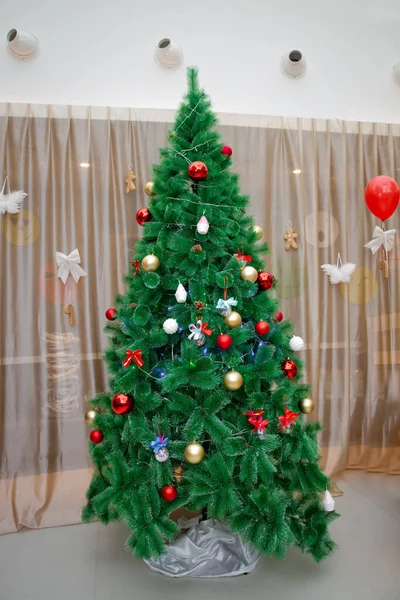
[
  {"x1": 321, "y1": 253, "x2": 356, "y2": 284},
  {"x1": 163, "y1": 318, "x2": 179, "y2": 334}
]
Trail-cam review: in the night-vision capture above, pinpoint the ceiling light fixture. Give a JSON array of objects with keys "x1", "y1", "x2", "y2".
[
  {"x1": 154, "y1": 38, "x2": 183, "y2": 70},
  {"x1": 6, "y1": 29, "x2": 40, "y2": 62},
  {"x1": 281, "y1": 50, "x2": 306, "y2": 79}
]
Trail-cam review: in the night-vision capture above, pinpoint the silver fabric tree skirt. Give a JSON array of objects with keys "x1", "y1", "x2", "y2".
[{"x1": 144, "y1": 519, "x2": 261, "y2": 578}]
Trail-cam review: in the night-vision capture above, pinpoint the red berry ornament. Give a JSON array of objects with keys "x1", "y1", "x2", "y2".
[
  {"x1": 136, "y1": 207, "x2": 152, "y2": 226},
  {"x1": 275, "y1": 311, "x2": 283, "y2": 322},
  {"x1": 111, "y1": 392, "x2": 134, "y2": 415},
  {"x1": 255, "y1": 321, "x2": 270, "y2": 336},
  {"x1": 105, "y1": 307, "x2": 117, "y2": 321},
  {"x1": 161, "y1": 485, "x2": 177, "y2": 502},
  {"x1": 282, "y1": 359, "x2": 298, "y2": 379},
  {"x1": 188, "y1": 161, "x2": 208, "y2": 181},
  {"x1": 217, "y1": 334, "x2": 233, "y2": 350},
  {"x1": 258, "y1": 271, "x2": 274, "y2": 291},
  {"x1": 221, "y1": 145, "x2": 232, "y2": 157},
  {"x1": 90, "y1": 430, "x2": 104, "y2": 444}
]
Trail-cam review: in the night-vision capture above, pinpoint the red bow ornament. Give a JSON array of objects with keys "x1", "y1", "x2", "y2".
[
  {"x1": 244, "y1": 409, "x2": 269, "y2": 432},
  {"x1": 234, "y1": 249, "x2": 252, "y2": 263},
  {"x1": 131, "y1": 259, "x2": 141, "y2": 276},
  {"x1": 123, "y1": 349, "x2": 144, "y2": 368},
  {"x1": 278, "y1": 407, "x2": 299, "y2": 431}
]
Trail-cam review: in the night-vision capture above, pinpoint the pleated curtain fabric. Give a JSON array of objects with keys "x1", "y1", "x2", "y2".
[{"x1": 0, "y1": 104, "x2": 399, "y2": 534}]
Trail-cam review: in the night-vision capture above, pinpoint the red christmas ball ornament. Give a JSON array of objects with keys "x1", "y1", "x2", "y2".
[
  {"x1": 188, "y1": 161, "x2": 208, "y2": 181},
  {"x1": 275, "y1": 311, "x2": 283, "y2": 322},
  {"x1": 221, "y1": 145, "x2": 232, "y2": 157},
  {"x1": 282, "y1": 359, "x2": 298, "y2": 379},
  {"x1": 90, "y1": 430, "x2": 104, "y2": 444},
  {"x1": 111, "y1": 392, "x2": 134, "y2": 415},
  {"x1": 161, "y1": 485, "x2": 177, "y2": 502},
  {"x1": 255, "y1": 321, "x2": 270, "y2": 336},
  {"x1": 136, "y1": 207, "x2": 152, "y2": 226},
  {"x1": 216, "y1": 334, "x2": 233, "y2": 350},
  {"x1": 105, "y1": 307, "x2": 117, "y2": 321},
  {"x1": 258, "y1": 271, "x2": 275, "y2": 291}
]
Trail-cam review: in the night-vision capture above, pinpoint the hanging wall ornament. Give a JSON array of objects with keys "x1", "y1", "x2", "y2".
[
  {"x1": 125, "y1": 165, "x2": 136, "y2": 193},
  {"x1": 163, "y1": 318, "x2": 179, "y2": 334},
  {"x1": 150, "y1": 433, "x2": 170, "y2": 463},
  {"x1": 197, "y1": 215, "x2": 209, "y2": 235},
  {"x1": 56, "y1": 249, "x2": 88, "y2": 284},
  {"x1": 175, "y1": 283, "x2": 187, "y2": 303},
  {"x1": 322, "y1": 490, "x2": 335, "y2": 512},
  {"x1": 216, "y1": 296, "x2": 237, "y2": 317},
  {"x1": 0, "y1": 176, "x2": 27, "y2": 215},
  {"x1": 321, "y1": 253, "x2": 356, "y2": 284},
  {"x1": 289, "y1": 335, "x2": 305, "y2": 351},
  {"x1": 284, "y1": 221, "x2": 298, "y2": 250},
  {"x1": 364, "y1": 225, "x2": 396, "y2": 280},
  {"x1": 188, "y1": 320, "x2": 212, "y2": 346}
]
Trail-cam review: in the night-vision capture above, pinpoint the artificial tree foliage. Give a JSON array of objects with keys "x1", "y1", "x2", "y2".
[{"x1": 83, "y1": 67, "x2": 337, "y2": 562}]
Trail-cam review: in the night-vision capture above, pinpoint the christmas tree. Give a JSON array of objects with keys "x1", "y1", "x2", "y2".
[{"x1": 83, "y1": 68, "x2": 338, "y2": 562}]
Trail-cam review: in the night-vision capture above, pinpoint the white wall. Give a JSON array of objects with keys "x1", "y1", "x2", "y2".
[{"x1": 1, "y1": 0, "x2": 400, "y2": 123}]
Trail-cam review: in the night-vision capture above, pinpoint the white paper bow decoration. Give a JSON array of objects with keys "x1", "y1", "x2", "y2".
[
  {"x1": 56, "y1": 249, "x2": 88, "y2": 284},
  {"x1": 321, "y1": 253, "x2": 356, "y2": 284},
  {"x1": 364, "y1": 225, "x2": 396, "y2": 255},
  {"x1": 0, "y1": 176, "x2": 27, "y2": 215}
]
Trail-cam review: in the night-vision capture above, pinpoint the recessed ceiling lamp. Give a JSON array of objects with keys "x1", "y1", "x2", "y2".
[
  {"x1": 6, "y1": 29, "x2": 40, "y2": 61},
  {"x1": 154, "y1": 38, "x2": 183, "y2": 70}
]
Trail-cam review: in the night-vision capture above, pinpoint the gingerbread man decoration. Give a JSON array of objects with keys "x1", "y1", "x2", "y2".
[
  {"x1": 284, "y1": 223, "x2": 298, "y2": 251},
  {"x1": 125, "y1": 168, "x2": 136, "y2": 194}
]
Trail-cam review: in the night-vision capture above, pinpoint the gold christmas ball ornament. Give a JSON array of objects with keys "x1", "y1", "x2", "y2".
[
  {"x1": 144, "y1": 181, "x2": 155, "y2": 196},
  {"x1": 240, "y1": 265, "x2": 258, "y2": 282},
  {"x1": 184, "y1": 442, "x2": 205, "y2": 464},
  {"x1": 252, "y1": 225, "x2": 263, "y2": 240},
  {"x1": 225, "y1": 311, "x2": 242, "y2": 328},
  {"x1": 299, "y1": 397, "x2": 315, "y2": 414},
  {"x1": 85, "y1": 409, "x2": 97, "y2": 424},
  {"x1": 223, "y1": 369, "x2": 243, "y2": 391},
  {"x1": 141, "y1": 254, "x2": 160, "y2": 272}
]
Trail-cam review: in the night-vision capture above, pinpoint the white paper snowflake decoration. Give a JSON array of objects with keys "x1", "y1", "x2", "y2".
[
  {"x1": 321, "y1": 253, "x2": 356, "y2": 284},
  {"x1": 0, "y1": 176, "x2": 27, "y2": 215}
]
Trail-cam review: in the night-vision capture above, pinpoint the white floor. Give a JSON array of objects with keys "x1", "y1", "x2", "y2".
[{"x1": 0, "y1": 471, "x2": 399, "y2": 600}]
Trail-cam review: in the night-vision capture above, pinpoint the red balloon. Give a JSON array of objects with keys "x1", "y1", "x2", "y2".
[
  {"x1": 188, "y1": 161, "x2": 208, "y2": 181},
  {"x1": 282, "y1": 359, "x2": 298, "y2": 379},
  {"x1": 258, "y1": 271, "x2": 275, "y2": 291},
  {"x1": 275, "y1": 311, "x2": 283, "y2": 322},
  {"x1": 365, "y1": 176, "x2": 399, "y2": 221},
  {"x1": 90, "y1": 430, "x2": 104, "y2": 444},
  {"x1": 221, "y1": 145, "x2": 232, "y2": 157},
  {"x1": 217, "y1": 334, "x2": 233, "y2": 350},
  {"x1": 105, "y1": 307, "x2": 117, "y2": 321},
  {"x1": 136, "y1": 207, "x2": 152, "y2": 226},
  {"x1": 111, "y1": 393, "x2": 134, "y2": 415},
  {"x1": 161, "y1": 485, "x2": 177, "y2": 502},
  {"x1": 255, "y1": 321, "x2": 270, "y2": 336}
]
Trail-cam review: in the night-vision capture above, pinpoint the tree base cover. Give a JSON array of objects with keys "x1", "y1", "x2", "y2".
[{"x1": 82, "y1": 67, "x2": 338, "y2": 564}]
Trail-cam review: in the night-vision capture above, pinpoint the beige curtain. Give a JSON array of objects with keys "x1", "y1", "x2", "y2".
[{"x1": 1, "y1": 105, "x2": 399, "y2": 535}]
